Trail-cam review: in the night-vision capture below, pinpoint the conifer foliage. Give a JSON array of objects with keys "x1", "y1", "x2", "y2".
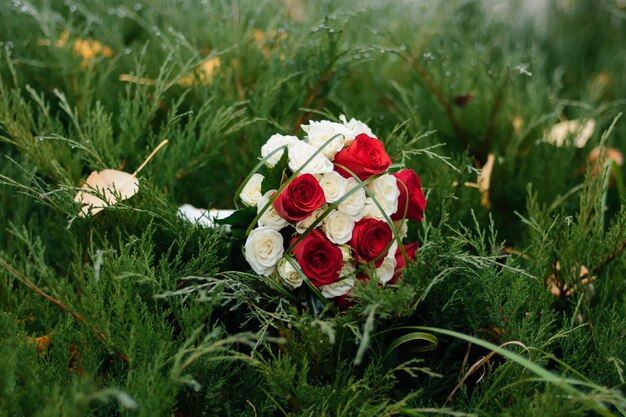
[{"x1": 1, "y1": 1, "x2": 625, "y2": 416}]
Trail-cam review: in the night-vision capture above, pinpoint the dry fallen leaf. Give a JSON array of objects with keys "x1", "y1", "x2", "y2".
[
  {"x1": 464, "y1": 153, "x2": 495, "y2": 209},
  {"x1": 117, "y1": 74, "x2": 156, "y2": 86},
  {"x1": 75, "y1": 169, "x2": 139, "y2": 217},
  {"x1": 39, "y1": 31, "x2": 113, "y2": 68},
  {"x1": 120, "y1": 56, "x2": 221, "y2": 87},
  {"x1": 477, "y1": 154, "x2": 495, "y2": 209},
  {"x1": 74, "y1": 140, "x2": 168, "y2": 217},
  {"x1": 545, "y1": 118, "x2": 596, "y2": 148},
  {"x1": 251, "y1": 29, "x2": 287, "y2": 60},
  {"x1": 511, "y1": 116, "x2": 524, "y2": 134},
  {"x1": 546, "y1": 262, "x2": 596, "y2": 298},
  {"x1": 587, "y1": 146, "x2": 624, "y2": 184},
  {"x1": 590, "y1": 72, "x2": 612, "y2": 100},
  {"x1": 588, "y1": 146, "x2": 624, "y2": 167},
  {"x1": 177, "y1": 56, "x2": 221, "y2": 87},
  {"x1": 28, "y1": 334, "x2": 53, "y2": 353}
]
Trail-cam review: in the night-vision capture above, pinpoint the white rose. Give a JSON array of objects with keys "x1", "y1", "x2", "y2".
[
  {"x1": 368, "y1": 174, "x2": 400, "y2": 211},
  {"x1": 340, "y1": 261, "x2": 356, "y2": 278},
  {"x1": 363, "y1": 197, "x2": 397, "y2": 220},
  {"x1": 339, "y1": 244, "x2": 352, "y2": 262},
  {"x1": 295, "y1": 206, "x2": 326, "y2": 234},
  {"x1": 374, "y1": 241, "x2": 398, "y2": 284},
  {"x1": 244, "y1": 227, "x2": 284, "y2": 276},
  {"x1": 302, "y1": 120, "x2": 352, "y2": 160},
  {"x1": 316, "y1": 172, "x2": 348, "y2": 203},
  {"x1": 323, "y1": 210, "x2": 355, "y2": 244},
  {"x1": 261, "y1": 134, "x2": 299, "y2": 167},
  {"x1": 388, "y1": 241, "x2": 398, "y2": 260},
  {"x1": 339, "y1": 114, "x2": 376, "y2": 143},
  {"x1": 374, "y1": 256, "x2": 397, "y2": 285},
  {"x1": 257, "y1": 190, "x2": 288, "y2": 230},
  {"x1": 338, "y1": 178, "x2": 366, "y2": 221},
  {"x1": 320, "y1": 276, "x2": 355, "y2": 299},
  {"x1": 277, "y1": 257, "x2": 303, "y2": 289},
  {"x1": 288, "y1": 141, "x2": 334, "y2": 175},
  {"x1": 393, "y1": 219, "x2": 408, "y2": 240},
  {"x1": 239, "y1": 173, "x2": 264, "y2": 207}
]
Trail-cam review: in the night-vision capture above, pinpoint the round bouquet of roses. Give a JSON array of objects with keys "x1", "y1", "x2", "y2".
[{"x1": 223, "y1": 117, "x2": 426, "y2": 304}]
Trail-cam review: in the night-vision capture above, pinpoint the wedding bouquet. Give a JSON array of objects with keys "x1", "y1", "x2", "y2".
[{"x1": 222, "y1": 117, "x2": 426, "y2": 303}]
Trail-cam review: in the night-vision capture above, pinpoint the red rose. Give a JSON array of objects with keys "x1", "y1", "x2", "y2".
[
  {"x1": 291, "y1": 229, "x2": 343, "y2": 287},
  {"x1": 333, "y1": 134, "x2": 391, "y2": 180},
  {"x1": 389, "y1": 241, "x2": 419, "y2": 284},
  {"x1": 273, "y1": 174, "x2": 326, "y2": 222},
  {"x1": 391, "y1": 169, "x2": 426, "y2": 222},
  {"x1": 350, "y1": 218, "x2": 393, "y2": 267}
]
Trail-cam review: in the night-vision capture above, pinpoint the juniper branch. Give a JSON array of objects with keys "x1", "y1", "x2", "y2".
[{"x1": 0, "y1": 258, "x2": 129, "y2": 363}]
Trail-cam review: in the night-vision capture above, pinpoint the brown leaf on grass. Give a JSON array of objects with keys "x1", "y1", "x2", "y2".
[
  {"x1": 177, "y1": 56, "x2": 221, "y2": 87},
  {"x1": 464, "y1": 154, "x2": 495, "y2": 209},
  {"x1": 477, "y1": 154, "x2": 495, "y2": 209},
  {"x1": 68, "y1": 343, "x2": 84, "y2": 377},
  {"x1": 251, "y1": 29, "x2": 287, "y2": 60},
  {"x1": 588, "y1": 146, "x2": 624, "y2": 168},
  {"x1": 584, "y1": 146, "x2": 624, "y2": 185},
  {"x1": 74, "y1": 169, "x2": 139, "y2": 217},
  {"x1": 545, "y1": 119, "x2": 596, "y2": 148},
  {"x1": 74, "y1": 140, "x2": 168, "y2": 217},
  {"x1": 546, "y1": 262, "x2": 596, "y2": 298},
  {"x1": 119, "y1": 56, "x2": 221, "y2": 87},
  {"x1": 117, "y1": 74, "x2": 156, "y2": 86},
  {"x1": 39, "y1": 31, "x2": 113, "y2": 68},
  {"x1": 27, "y1": 334, "x2": 52, "y2": 353}
]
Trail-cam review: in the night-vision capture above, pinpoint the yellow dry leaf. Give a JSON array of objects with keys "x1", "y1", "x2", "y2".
[
  {"x1": 477, "y1": 154, "x2": 495, "y2": 209},
  {"x1": 590, "y1": 72, "x2": 611, "y2": 100},
  {"x1": 35, "y1": 335, "x2": 52, "y2": 353},
  {"x1": 39, "y1": 31, "x2": 113, "y2": 67},
  {"x1": 177, "y1": 56, "x2": 221, "y2": 87},
  {"x1": 545, "y1": 119, "x2": 596, "y2": 148},
  {"x1": 55, "y1": 31, "x2": 70, "y2": 47},
  {"x1": 464, "y1": 154, "x2": 495, "y2": 209},
  {"x1": 72, "y1": 38, "x2": 113, "y2": 65},
  {"x1": 118, "y1": 74, "x2": 156, "y2": 86},
  {"x1": 251, "y1": 29, "x2": 287, "y2": 60},
  {"x1": 512, "y1": 116, "x2": 524, "y2": 134},
  {"x1": 27, "y1": 334, "x2": 53, "y2": 353},
  {"x1": 74, "y1": 169, "x2": 139, "y2": 217},
  {"x1": 120, "y1": 56, "x2": 221, "y2": 87}
]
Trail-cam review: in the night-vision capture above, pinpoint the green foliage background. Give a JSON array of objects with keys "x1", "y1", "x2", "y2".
[{"x1": 0, "y1": 0, "x2": 625, "y2": 416}]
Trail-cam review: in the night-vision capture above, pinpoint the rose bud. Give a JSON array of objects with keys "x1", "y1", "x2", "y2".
[
  {"x1": 273, "y1": 173, "x2": 326, "y2": 222},
  {"x1": 290, "y1": 229, "x2": 344, "y2": 287},
  {"x1": 350, "y1": 218, "x2": 393, "y2": 267},
  {"x1": 391, "y1": 169, "x2": 426, "y2": 222},
  {"x1": 333, "y1": 134, "x2": 391, "y2": 180}
]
